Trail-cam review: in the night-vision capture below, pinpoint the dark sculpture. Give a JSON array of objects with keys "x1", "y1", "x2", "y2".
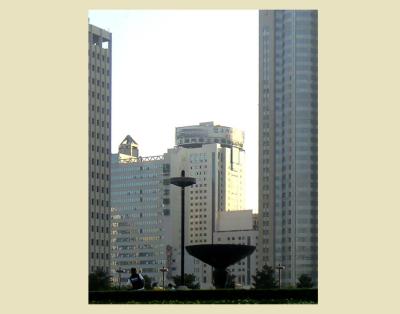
[{"x1": 186, "y1": 244, "x2": 256, "y2": 289}]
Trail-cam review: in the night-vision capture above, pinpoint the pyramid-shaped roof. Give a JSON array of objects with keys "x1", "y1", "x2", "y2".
[{"x1": 120, "y1": 135, "x2": 138, "y2": 146}]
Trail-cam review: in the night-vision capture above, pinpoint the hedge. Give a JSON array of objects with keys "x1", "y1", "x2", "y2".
[{"x1": 89, "y1": 288, "x2": 317, "y2": 304}]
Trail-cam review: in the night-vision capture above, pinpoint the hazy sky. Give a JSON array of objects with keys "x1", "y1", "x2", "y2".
[{"x1": 89, "y1": 10, "x2": 259, "y2": 211}]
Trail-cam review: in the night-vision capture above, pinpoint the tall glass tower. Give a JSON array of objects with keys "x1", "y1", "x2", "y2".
[{"x1": 258, "y1": 10, "x2": 318, "y2": 286}]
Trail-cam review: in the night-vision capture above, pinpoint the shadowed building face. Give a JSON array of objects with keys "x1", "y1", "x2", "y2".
[{"x1": 258, "y1": 10, "x2": 318, "y2": 287}]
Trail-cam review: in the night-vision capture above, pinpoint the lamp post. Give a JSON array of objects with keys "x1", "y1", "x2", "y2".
[
  {"x1": 159, "y1": 266, "x2": 168, "y2": 290},
  {"x1": 170, "y1": 170, "x2": 196, "y2": 288},
  {"x1": 276, "y1": 264, "x2": 286, "y2": 289}
]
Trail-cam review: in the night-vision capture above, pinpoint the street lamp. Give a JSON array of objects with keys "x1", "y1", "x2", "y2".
[
  {"x1": 159, "y1": 266, "x2": 168, "y2": 290},
  {"x1": 276, "y1": 263, "x2": 286, "y2": 289},
  {"x1": 170, "y1": 170, "x2": 196, "y2": 289}
]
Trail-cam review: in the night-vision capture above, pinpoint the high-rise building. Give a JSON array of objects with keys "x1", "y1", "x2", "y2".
[
  {"x1": 258, "y1": 10, "x2": 318, "y2": 286},
  {"x1": 110, "y1": 123, "x2": 258, "y2": 289},
  {"x1": 168, "y1": 122, "x2": 253, "y2": 288},
  {"x1": 88, "y1": 24, "x2": 112, "y2": 274},
  {"x1": 110, "y1": 136, "x2": 173, "y2": 286}
]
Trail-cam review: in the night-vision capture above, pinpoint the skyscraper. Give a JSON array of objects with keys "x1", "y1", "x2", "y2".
[
  {"x1": 110, "y1": 136, "x2": 173, "y2": 286},
  {"x1": 258, "y1": 10, "x2": 318, "y2": 286},
  {"x1": 169, "y1": 122, "x2": 253, "y2": 288},
  {"x1": 89, "y1": 24, "x2": 112, "y2": 274}
]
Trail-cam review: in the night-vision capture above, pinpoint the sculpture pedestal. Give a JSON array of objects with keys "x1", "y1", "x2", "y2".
[
  {"x1": 213, "y1": 268, "x2": 229, "y2": 289},
  {"x1": 186, "y1": 244, "x2": 256, "y2": 289}
]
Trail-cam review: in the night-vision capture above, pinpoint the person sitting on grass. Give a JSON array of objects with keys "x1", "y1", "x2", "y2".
[{"x1": 129, "y1": 268, "x2": 144, "y2": 290}]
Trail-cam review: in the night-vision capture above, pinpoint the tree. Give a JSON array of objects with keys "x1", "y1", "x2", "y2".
[
  {"x1": 142, "y1": 274, "x2": 152, "y2": 290},
  {"x1": 252, "y1": 264, "x2": 278, "y2": 289},
  {"x1": 172, "y1": 273, "x2": 200, "y2": 289},
  {"x1": 89, "y1": 269, "x2": 112, "y2": 291},
  {"x1": 296, "y1": 274, "x2": 313, "y2": 288}
]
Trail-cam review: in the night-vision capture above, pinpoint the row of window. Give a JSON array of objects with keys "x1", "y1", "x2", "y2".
[
  {"x1": 190, "y1": 183, "x2": 207, "y2": 188},
  {"x1": 90, "y1": 238, "x2": 109, "y2": 246},
  {"x1": 90, "y1": 199, "x2": 110, "y2": 207},
  {"x1": 90, "y1": 118, "x2": 110, "y2": 128},
  {"x1": 90, "y1": 90, "x2": 110, "y2": 102},
  {"x1": 90, "y1": 172, "x2": 110, "y2": 180},
  {"x1": 90, "y1": 77, "x2": 110, "y2": 88},
  {"x1": 90, "y1": 50, "x2": 110, "y2": 63},
  {"x1": 190, "y1": 221, "x2": 207, "y2": 226},
  {"x1": 111, "y1": 189, "x2": 160, "y2": 196},
  {"x1": 91, "y1": 225, "x2": 109, "y2": 233},
  {"x1": 112, "y1": 173, "x2": 161, "y2": 180},
  {"x1": 190, "y1": 214, "x2": 208, "y2": 219},
  {"x1": 90, "y1": 104, "x2": 110, "y2": 115},
  {"x1": 90, "y1": 145, "x2": 110, "y2": 154},
  {"x1": 190, "y1": 189, "x2": 207, "y2": 194},
  {"x1": 190, "y1": 232, "x2": 207, "y2": 237},
  {"x1": 91, "y1": 158, "x2": 110, "y2": 167},
  {"x1": 189, "y1": 196, "x2": 207, "y2": 201},
  {"x1": 90, "y1": 252, "x2": 110, "y2": 260},
  {"x1": 90, "y1": 212, "x2": 110, "y2": 220},
  {"x1": 89, "y1": 64, "x2": 110, "y2": 76},
  {"x1": 190, "y1": 239, "x2": 208, "y2": 244},
  {"x1": 111, "y1": 180, "x2": 160, "y2": 188}
]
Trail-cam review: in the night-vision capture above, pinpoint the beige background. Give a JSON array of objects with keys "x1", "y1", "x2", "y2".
[{"x1": 1, "y1": 0, "x2": 399, "y2": 313}]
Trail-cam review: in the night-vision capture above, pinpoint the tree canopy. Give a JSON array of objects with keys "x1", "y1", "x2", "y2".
[
  {"x1": 89, "y1": 269, "x2": 112, "y2": 291},
  {"x1": 142, "y1": 274, "x2": 152, "y2": 290},
  {"x1": 172, "y1": 273, "x2": 200, "y2": 289},
  {"x1": 252, "y1": 264, "x2": 278, "y2": 289},
  {"x1": 296, "y1": 274, "x2": 313, "y2": 288}
]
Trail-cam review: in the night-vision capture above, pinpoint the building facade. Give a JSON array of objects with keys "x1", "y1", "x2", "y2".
[
  {"x1": 258, "y1": 10, "x2": 318, "y2": 286},
  {"x1": 110, "y1": 136, "x2": 173, "y2": 286},
  {"x1": 89, "y1": 24, "x2": 112, "y2": 274},
  {"x1": 110, "y1": 123, "x2": 258, "y2": 289},
  {"x1": 213, "y1": 210, "x2": 258, "y2": 289},
  {"x1": 168, "y1": 122, "x2": 254, "y2": 289}
]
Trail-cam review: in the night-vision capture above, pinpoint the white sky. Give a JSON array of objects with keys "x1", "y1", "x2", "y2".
[{"x1": 89, "y1": 10, "x2": 259, "y2": 211}]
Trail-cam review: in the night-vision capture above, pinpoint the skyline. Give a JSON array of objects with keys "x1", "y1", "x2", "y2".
[{"x1": 88, "y1": 10, "x2": 259, "y2": 211}]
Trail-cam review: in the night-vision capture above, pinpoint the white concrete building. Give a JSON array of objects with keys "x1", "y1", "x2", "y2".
[
  {"x1": 213, "y1": 210, "x2": 258, "y2": 289},
  {"x1": 167, "y1": 122, "x2": 256, "y2": 289}
]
